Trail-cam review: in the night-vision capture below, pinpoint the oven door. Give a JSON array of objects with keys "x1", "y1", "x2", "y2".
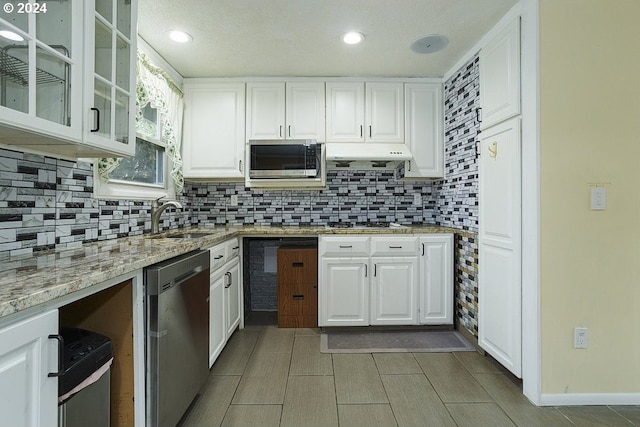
[{"x1": 249, "y1": 142, "x2": 318, "y2": 178}]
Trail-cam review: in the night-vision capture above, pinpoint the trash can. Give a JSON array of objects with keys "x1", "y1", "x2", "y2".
[{"x1": 57, "y1": 327, "x2": 113, "y2": 427}]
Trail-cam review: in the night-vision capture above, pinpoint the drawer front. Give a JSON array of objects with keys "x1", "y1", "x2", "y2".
[
  {"x1": 277, "y1": 247, "x2": 318, "y2": 284},
  {"x1": 225, "y1": 238, "x2": 240, "y2": 259},
  {"x1": 370, "y1": 236, "x2": 418, "y2": 256},
  {"x1": 320, "y1": 236, "x2": 370, "y2": 257},
  {"x1": 210, "y1": 243, "x2": 227, "y2": 271}
]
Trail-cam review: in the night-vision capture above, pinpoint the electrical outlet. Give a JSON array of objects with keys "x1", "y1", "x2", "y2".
[
  {"x1": 230, "y1": 194, "x2": 238, "y2": 206},
  {"x1": 590, "y1": 187, "x2": 606, "y2": 210},
  {"x1": 574, "y1": 327, "x2": 588, "y2": 349},
  {"x1": 414, "y1": 193, "x2": 422, "y2": 205}
]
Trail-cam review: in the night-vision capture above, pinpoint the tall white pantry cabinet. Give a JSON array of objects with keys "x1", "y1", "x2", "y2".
[{"x1": 478, "y1": 17, "x2": 523, "y2": 377}]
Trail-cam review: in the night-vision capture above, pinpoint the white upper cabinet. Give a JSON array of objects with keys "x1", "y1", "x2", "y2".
[
  {"x1": 365, "y1": 82, "x2": 404, "y2": 143},
  {"x1": 246, "y1": 82, "x2": 325, "y2": 141},
  {"x1": 83, "y1": 0, "x2": 137, "y2": 157},
  {"x1": 0, "y1": 2, "x2": 83, "y2": 148},
  {"x1": 326, "y1": 82, "x2": 404, "y2": 143},
  {"x1": 0, "y1": 1, "x2": 137, "y2": 158},
  {"x1": 285, "y1": 82, "x2": 325, "y2": 140},
  {"x1": 479, "y1": 18, "x2": 520, "y2": 130},
  {"x1": 182, "y1": 82, "x2": 245, "y2": 179},
  {"x1": 404, "y1": 83, "x2": 444, "y2": 178}
]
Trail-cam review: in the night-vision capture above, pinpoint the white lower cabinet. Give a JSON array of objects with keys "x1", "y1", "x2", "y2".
[
  {"x1": 208, "y1": 238, "x2": 242, "y2": 368},
  {"x1": 371, "y1": 257, "x2": 418, "y2": 325},
  {"x1": 224, "y1": 260, "x2": 241, "y2": 337},
  {"x1": 209, "y1": 270, "x2": 226, "y2": 367},
  {"x1": 320, "y1": 257, "x2": 369, "y2": 326},
  {"x1": 319, "y1": 234, "x2": 451, "y2": 327},
  {"x1": 0, "y1": 310, "x2": 59, "y2": 427},
  {"x1": 419, "y1": 235, "x2": 454, "y2": 325}
]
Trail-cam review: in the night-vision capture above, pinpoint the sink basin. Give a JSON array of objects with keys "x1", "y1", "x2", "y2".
[{"x1": 151, "y1": 232, "x2": 212, "y2": 239}]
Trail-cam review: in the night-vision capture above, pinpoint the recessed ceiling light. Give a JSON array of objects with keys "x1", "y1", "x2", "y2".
[
  {"x1": 0, "y1": 30, "x2": 24, "y2": 42},
  {"x1": 342, "y1": 31, "x2": 365, "y2": 45},
  {"x1": 410, "y1": 34, "x2": 448, "y2": 54},
  {"x1": 167, "y1": 30, "x2": 193, "y2": 43}
]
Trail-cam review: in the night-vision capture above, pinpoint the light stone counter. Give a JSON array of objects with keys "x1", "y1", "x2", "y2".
[{"x1": 0, "y1": 224, "x2": 459, "y2": 320}]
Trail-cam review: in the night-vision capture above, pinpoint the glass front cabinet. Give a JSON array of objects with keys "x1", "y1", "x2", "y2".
[{"x1": 0, "y1": 0, "x2": 137, "y2": 158}]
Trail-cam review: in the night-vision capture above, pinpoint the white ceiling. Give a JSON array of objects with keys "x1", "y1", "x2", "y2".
[{"x1": 137, "y1": 0, "x2": 517, "y2": 79}]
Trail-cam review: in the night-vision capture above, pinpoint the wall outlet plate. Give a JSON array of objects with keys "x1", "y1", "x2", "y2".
[{"x1": 574, "y1": 327, "x2": 588, "y2": 349}]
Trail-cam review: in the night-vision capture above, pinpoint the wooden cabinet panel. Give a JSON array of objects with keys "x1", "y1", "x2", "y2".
[{"x1": 277, "y1": 247, "x2": 318, "y2": 328}]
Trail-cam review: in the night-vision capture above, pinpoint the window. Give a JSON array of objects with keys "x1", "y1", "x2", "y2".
[{"x1": 94, "y1": 51, "x2": 184, "y2": 200}]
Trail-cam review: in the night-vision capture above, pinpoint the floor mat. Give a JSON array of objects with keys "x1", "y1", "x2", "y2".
[{"x1": 320, "y1": 329, "x2": 476, "y2": 353}]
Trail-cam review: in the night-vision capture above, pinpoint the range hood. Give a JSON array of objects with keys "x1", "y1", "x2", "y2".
[{"x1": 325, "y1": 143, "x2": 413, "y2": 162}]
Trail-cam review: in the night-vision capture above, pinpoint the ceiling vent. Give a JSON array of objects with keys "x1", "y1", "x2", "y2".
[{"x1": 410, "y1": 34, "x2": 449, "y2": 54}]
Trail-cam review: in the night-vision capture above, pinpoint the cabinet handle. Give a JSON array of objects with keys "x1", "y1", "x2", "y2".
[
  {"x1": 422, "y1": 242, "x2": 425, "y2": 256},
  {"x1": 288, "y1": 125, "x2": 291, "y2": 137},
  {"x1": 476, "y1": 107, "x2": 482, "y2": 123},
  {"x1": 239, "y1": 160, "x2": 243, "y2": 172},
  {"x1": 339, "y1": 245, "x2": 352, "y2": 248},
  {"x1": 48, "y1": 334, "x2": 65, "y2": 377},
  {"x1": 360, "y1": 125, "x2": 363, "y2": 138},
  {"x1": 389, "y1": 246, "x2": 403, "y2": 249},
  {"x1": 364, "y1": 264, "x2": 367, "y2": 277},
  {"x1": 225, "y1": 271, "x2": 232, "y2": 288},
  {"x1": 292, "y1": 262, "x2": 304, "y2": 267},
  {"x1": 232, "y1": 246, "x2": 239, "y2": 250},
  {"x1": 407, "y1": 160, "x2": 411, "y2": 171},
  {"x1": 374, "y1": 264, "x2": 377, "y2": 277},
  {"x1": 292, "y1": 294, "x2": 304, "y2": 300},
  {"x1": 90, "y1": 107, "x2": 100, "y2": 132},
  {"x1": 214, "y1": 255, "x2": 224, "y2": 260},
  {"x1": 279, "y1": 125, "x2": 283, "y2": 138},
  {"x1": 369, "y1": 125, "x2": 372, "y2": 138}
]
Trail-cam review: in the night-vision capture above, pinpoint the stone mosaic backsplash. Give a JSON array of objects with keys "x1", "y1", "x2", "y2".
[{"x1": 184, "y1": 169, "x2": 435, "y2": 227}]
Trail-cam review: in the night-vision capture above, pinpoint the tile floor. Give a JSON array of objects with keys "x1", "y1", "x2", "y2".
[{"x1": 181, "y1": 319, "x2": 640, "y2": 427}]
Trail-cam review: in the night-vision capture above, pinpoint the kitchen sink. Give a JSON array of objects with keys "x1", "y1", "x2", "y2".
[{"x1": 151, "y1": 232, "x2": 212, "y2": 239}]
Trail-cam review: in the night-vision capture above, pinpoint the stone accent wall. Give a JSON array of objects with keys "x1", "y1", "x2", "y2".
[{"x1": 438, "y1": 54, "x2": 481, "y2": 337}]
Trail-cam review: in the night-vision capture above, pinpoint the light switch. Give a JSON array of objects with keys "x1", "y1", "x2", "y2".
[{"x1": 590, "y1": 187, "x2": 607, "y2": 210}]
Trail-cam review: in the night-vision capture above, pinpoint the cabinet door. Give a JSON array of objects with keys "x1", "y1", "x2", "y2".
[
  {"x1": 370, "y1": 257, "x2": 418, "y2": 325},
  {"x1": 0, "y1": 310, "x2": 58, "y2": 427},
  {"x1": 83, "y1": 0, "x2": 137, "y2": 156},
  {"x1": 210, "y1": 271, "x2": 226, "y2": 367},
  {"x1": 0, "y1": 2, "x2": 83, "y2": 150},
  {"x1": 366, "y1": 82, "x2": 404, "y2": 143},
  {"x1": 319, "y1": 258, "x2": 369, "y2": 326},
  {"x1": 480, "y1": 18, "x2": 520, "y2": 129},
  {"x1": 285, "y1": 82, "x2": 325, "y2": 140},
  {"x1": 224, "y1": 261, "x2": 241, "y2": 337},
  {"x1": 418, "y1": 235, "x2": 454, "y2": 325},
  {"x1": 182, "y1": 83, "x2": 245, "y2": 179},
  {"x1": 246, "y1": 82, "x2": 285, "y2": 139},
  {"x1": 404, "y1": 83, "x2": 444, "y2": 178},
  {"x1": 478, "y1": 118, "x2": 521, "y2": 377},
  {"x1": 325, "y1": 82, "x2": 365, "y2": 142}
]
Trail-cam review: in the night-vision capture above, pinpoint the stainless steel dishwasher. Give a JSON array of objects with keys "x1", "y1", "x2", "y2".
[{"x1": 145, "y1": 250, "x2": 210, "y2": 427}]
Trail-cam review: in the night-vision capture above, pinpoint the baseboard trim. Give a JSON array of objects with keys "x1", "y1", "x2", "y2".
[{"x1": 539, "y1": 393, "x2": 640, "y2": 406}]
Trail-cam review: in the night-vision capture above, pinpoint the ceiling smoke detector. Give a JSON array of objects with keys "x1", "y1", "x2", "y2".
[{"x1": 410, "y1": 34, "x2": 448, "y2": 54}]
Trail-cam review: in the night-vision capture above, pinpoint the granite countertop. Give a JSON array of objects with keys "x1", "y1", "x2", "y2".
[{"x1": 0, "y1": 224, "x2": 459, "y2": 321}]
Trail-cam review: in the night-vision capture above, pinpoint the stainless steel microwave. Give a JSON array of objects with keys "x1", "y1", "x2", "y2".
[{"x1": 248, "y1": 139, "x2": 322, "y2": 179}]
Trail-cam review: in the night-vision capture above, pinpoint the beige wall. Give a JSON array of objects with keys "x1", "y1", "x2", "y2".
[{"x1": 539, "y1": 0, "x2": 640, "y2": 393}]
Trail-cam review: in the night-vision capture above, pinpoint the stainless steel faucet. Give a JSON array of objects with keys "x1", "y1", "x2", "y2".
[{"x1": 150, "y1": 198, "x2": 183, "y2": 234}]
